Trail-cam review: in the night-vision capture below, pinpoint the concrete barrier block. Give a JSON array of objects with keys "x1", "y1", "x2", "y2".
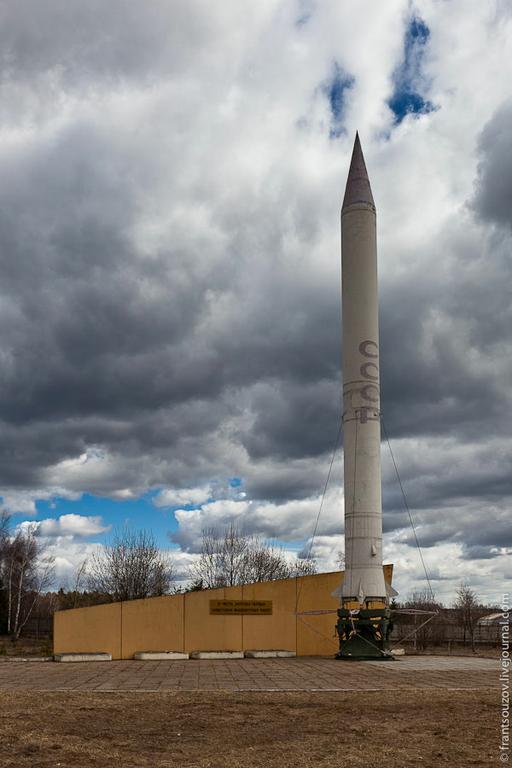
[
  {"x1": 54, "y1": 653, "x2": 112, "y2": 663},
  {"x1": 244, "y1": 650, "x2": 296, "y2": 658},
  {"x1": 190, "y1": 651, "x2": 244, "y2": 660},
  {"x1": 134, "y1": 651, "x2": 189, "y2": 660}
]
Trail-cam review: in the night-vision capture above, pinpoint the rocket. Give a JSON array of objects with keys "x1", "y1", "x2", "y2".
[{"x1": 340, "y1": 133, "x2": 387, "y2": 608}]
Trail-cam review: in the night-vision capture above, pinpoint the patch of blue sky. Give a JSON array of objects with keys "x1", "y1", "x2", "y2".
[
  {"x1": 284, "y1": 539, "x2": 313, "y2": 554},
  {"x1": 35, "y1": 492, "x2": 178, "y2": 549},
  {"x1": 322, "y1": 62, "x2": 354, "y2": 139},
  {"x1": 388, "y1": 91, "x2": 436, "y2": 122},
  {"x1": 408, "y1": 16, "x2": 430, "y2": 46},
  {"x1": 388, "y1": 15, "x2": 437, "y2": 124},
  {"x1": 32, "y1": 477, "x2": 246, "y2": 551}
]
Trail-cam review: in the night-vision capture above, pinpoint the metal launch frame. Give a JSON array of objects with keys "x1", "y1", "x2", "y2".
[{"x1": 335, "y1": 607, "x2": 394, "y2": 661}]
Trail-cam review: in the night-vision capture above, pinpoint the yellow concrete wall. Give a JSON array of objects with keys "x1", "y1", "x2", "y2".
[
  {"x1": 54, "y1": 601, "x2": 122, "y2": 658},
  {"x1": 184, "y1": 586, "x2": 243, "y2": 652},
  {"x1": 242, "y1": 577, "x2": 296, "y2": 652},
  {"x1": 296, "y1": 571, "x2": 341, "y2": 656},
  {"x1": 53, "y1": 565, "x2": 394, "y2": 659},
  {"x1": 121, "y1": 594, "x2": 184, "y2": 659}
]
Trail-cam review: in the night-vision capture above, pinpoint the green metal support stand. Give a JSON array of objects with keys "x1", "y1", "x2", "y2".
[{"x1": 335, "y1": 608, "x2": 394, "y2": 660}]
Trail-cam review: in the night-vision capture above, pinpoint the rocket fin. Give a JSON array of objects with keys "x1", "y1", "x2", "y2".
[{"x1": 386, "y1": 582, "x2": 398, "y2": 598}]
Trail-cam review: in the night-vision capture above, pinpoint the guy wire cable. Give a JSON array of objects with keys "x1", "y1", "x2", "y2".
[
  {"x1": 381, "y1": 418, "x2": 436, "y2": 603},
  {"x1": 295, "y1": 416, "x2": 343, "y2": 614}
]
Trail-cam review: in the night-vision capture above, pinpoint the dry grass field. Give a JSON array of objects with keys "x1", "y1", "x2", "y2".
[
  {"x1": 0, "y1": 689, "x2": 497, "y2": 767},
  {"x1": 0, "y1": 636, "x2": 52, "y2": 657}
]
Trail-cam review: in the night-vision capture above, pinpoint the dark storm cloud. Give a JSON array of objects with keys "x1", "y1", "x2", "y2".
[
  {"x1": 244, "y1": 463, "x2": 331, "y2": 503},
  {"x1": 242, "y1": 379, "x2": 340, "y2": 460},
  {"x1": 0, "y1": 108, "x2": 343, "y2": 497},
  {"x1": 0, "y1": 0, "x2": 510, "y2": 587},
  {"x1": 398, "y1": 502, "x2": 512, "y2": 557},
  {"x1": 0, "y1": 125, "x2": 212, "y2": 424},
  {"x1": 379, "y1": 224, "x2": 512, "y2": 442},
  {"x1": 374, "y1": 104, "x2": 512, "y2": 558},
  {"x1": 1, "y1": 90, "x2": 511, "y2": 531},
  {"x1": 473, "y1": 100, "x2": 512, "y2": 229},
  {"x1": 0, "y1": 0, "x2": 218, "y2": 88},
  {"x1": 0, "y1": 0, "x2": 349, "y2": 501}
]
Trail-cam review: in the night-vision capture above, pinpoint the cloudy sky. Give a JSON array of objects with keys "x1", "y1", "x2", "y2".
[{"x1": 1, "y1": 0, "x2": 511, "y2": 603}]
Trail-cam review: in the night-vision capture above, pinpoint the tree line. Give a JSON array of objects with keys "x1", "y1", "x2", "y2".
[{"x1": 1, "y1": 517, "x2": 317, "y2": 632}]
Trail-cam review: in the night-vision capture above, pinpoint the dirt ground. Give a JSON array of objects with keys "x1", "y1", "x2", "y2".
[
  {"x1": 0, "y1": 636, "x2": 52, "y2": 657},
  {"x1": 0, "y1": 689, "x2": 498, "y2": 767}
]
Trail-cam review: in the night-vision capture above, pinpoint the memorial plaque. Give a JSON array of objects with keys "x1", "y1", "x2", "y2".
[{"x1": 209, "y1": 599, "x2": 273, "y2": 615}]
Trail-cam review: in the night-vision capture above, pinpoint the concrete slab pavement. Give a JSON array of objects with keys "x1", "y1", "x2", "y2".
[{"x1": 0, "y1": 655, "x2": 499, "y2": 692}]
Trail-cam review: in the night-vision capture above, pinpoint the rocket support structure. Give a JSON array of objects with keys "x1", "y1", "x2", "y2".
[{"x1": 336, "y1": 133, "x2": 393, "y2": 660}]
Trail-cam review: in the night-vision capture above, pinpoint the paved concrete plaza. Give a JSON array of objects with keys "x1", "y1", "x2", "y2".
[{"x1": 0, "y1": 655, "x2": 499, "y2": 692}]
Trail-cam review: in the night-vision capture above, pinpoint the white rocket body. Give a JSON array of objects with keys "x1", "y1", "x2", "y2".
[{"x1": 341, "y1": 135, "x2": 387, "y2": 604}]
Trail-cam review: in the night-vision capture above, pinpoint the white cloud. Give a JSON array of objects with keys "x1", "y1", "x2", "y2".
[
  {"x1": 153, "y1": 485, "x2": 212, "y2": 508},
  {"x1": 37, "y1": 513, "x2": 111, "y2": 538},
  {"x1": 0, "y1": 488, "x2": 81, "y2": 516},
  {"x1": 171, "y1": 486, "x2": 344, "y2": 551}
]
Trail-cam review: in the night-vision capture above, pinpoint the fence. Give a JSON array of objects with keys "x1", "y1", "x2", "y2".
[
  {"x1": 20, "y1": 616, "x2": 53, "y2": 640},
  {"x1": 391, "y1": 618, "x2": 504, "y2": 648}
]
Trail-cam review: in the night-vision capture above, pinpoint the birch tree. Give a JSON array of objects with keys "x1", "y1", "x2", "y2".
[{"x1": 0, "y1": 522, "x2": 55, "y2": 638}]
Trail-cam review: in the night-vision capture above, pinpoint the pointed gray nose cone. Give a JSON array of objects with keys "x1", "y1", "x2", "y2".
[{"x1": 342, "y1": 132, "x2": 375, "y2": 212}]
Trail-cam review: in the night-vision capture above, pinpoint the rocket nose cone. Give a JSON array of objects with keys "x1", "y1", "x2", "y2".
[{"x1": 342, "y1": 133, "x2": 375, "y2": 211}]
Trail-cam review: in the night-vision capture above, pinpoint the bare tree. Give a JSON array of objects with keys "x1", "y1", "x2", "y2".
[
  {"x1": 58, "y1": 558, "x2": 90, "y2": 610},
  {"x1": 0, "y1": 523, "x2": 55, "y2": 638},
  {"x1": 190, "y1": 524, "x2": 317, "y2": 588},
  {"x1": 0, "y1": 513, "x2": 10, "y2": 632},
  {"x1": 243, "y1": 538, "x2": 292, "y2": 583},
  {"x1": 190, "y1": 526, "x2": 247, "y2": 589},
  {"x1": 293, "y1": 557, "x2": 317, "y2": 577},
  {"x1": 88, "y1": 528, "x2": 175, "y2": 601},
  {"x1": 454, "y1": 582, "x2": 479, "y2": 651},
  {"x1": 0, "y1": 511, "x2": 9, "y2": 541},
  {"x1": 72, "y1": 558, "x2": 89, "y2": 602},
  {"x1": 215, "y1": 524, "x2": 250, "y2": 587}
]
